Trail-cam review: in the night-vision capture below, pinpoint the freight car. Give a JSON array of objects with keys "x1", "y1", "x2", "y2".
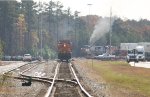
[{"x1": 57, "y1": 40, "x2": 72, "y2": 62}]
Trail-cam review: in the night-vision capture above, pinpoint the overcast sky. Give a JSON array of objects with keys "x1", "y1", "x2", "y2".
[{"x1": 22, "y1": 0, "x2": 150, "y2": 20}]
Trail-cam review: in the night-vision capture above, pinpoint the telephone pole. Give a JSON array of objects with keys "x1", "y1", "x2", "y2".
[
  {"x1": 109, "y1": 7, "x2": 112, "y2": 55},
  {"x1": 87, "y1": 4, "x2": 93, "y2": 44}
]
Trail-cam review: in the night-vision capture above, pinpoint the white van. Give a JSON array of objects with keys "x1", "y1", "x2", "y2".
[
  {"x1": 23, "y1": 54, "x2": 32, "y2": 62},
  {"x1": 136, "y1": 46, "x2": 145, "y2": 61}
]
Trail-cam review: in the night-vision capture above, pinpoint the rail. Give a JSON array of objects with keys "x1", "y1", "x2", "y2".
[
  {"x1": 20, "y1": 64, "x2": 38, "y2": 74},
  {"x1": 44, "y1": 62, "x2": 60, "y2": 97},
  {"x1": 2, "y1": 61, "x2": 39, "y2": 74},
  {"x1": 70, "y1": 63, "x2": 93, "y2": 97}
]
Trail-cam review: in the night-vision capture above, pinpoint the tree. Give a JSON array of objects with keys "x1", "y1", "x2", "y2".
[
  {"x1": 0, "y1": 1, "x2": 19, "y2": 55},
  {"x1": 0, "y1": 39, "x2": 3, "y2": 59},
  {"x1": 21, "y1": 0, "x2": 37, "y2": 52},
  {"x1": 15, "y1": 14, "x2": 27, "y2": 54}
]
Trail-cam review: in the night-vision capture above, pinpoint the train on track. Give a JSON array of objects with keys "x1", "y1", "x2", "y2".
[{"x1": 57, "y1": 40, "x2": 72, "y2": 62}]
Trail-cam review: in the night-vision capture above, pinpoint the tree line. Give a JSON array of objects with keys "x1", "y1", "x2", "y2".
[
  {"x1": 0, "y1": 0, "x2": 150, "y2": 58},
  {"x1": 0, "y1": 0, "x2": 88, "y2": 58},
  {"x1": 96, "y1": 18, "x2": 150, "y2": 46}
]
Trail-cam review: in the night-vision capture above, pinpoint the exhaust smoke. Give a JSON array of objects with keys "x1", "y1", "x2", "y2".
[{"x1": 89, "y1": 17, "x2": 115, "y2": 45}]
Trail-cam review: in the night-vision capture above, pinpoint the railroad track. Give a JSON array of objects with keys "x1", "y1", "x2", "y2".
[
  {"x1": 0, "y1": 61, "x2": 48, "y2": 97},
  {"x1": 22, "y1": 62, "x2": 92, "y2": 97},
  {"x1": 1, "y1": 61, "x2": 93, "y2": 97},
  {"x1": 1, "y1": 61, "x2": 44, "y2": 87},
  {"x1": 44, "y1": 62, "x2": 93, "y2": 97},
  {"x1": 2, "y1": 61, "x2": 40, "y2": 75},
  {"x1": 16, "y1": 61, "x2": 93, "y2": 97}
]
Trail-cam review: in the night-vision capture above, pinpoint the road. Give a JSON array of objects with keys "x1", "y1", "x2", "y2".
[{"x1": 129, "y1": 62, "x2": 150, "y2": 68}]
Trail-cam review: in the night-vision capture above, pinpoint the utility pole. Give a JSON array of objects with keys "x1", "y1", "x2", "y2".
[
  {"x1": 74, "y1": 11, "x2": 80, "y2": 57},
  {"x1": 38, "y1": 1, "x2": 43, "y2": 57},
  {"x1": 109, "y1": 7, "x2": 112, "y2": 55},
  {"x1": 40, "y1": 13, "x2": 42, "y2": 57},
  {"x1": 87, "y1": 4, "x2": 93, "y2": 69},
  {"x1": 87, "y1": 4, "x2": 92, "y2": 42},
  {"x1": 56, "y1": 2, "x2": 59, "y2": 43},
  {"x1": 67, "y1": 7, "x2": 70, "y2": 39},
  {"x1": 87, "y1": 4, "x2": 92, "y2": 16}
]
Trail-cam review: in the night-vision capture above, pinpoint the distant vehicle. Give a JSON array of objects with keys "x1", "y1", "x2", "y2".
[
  {"x1": 126, "y1": 49, "x2": 138, "y2": 63},
  {"x1": 81, "y1": 45, "x2": 91, "y2": 56},
  {"x1": 37, "y1": 56, "x2": 43, "y2": 61},
  {"x1": 2, "y1": 56, "x2": 11, "y2": 61},
  {"x1": 94, "y1": 53, "x2": 115, "y2": 60},
  {"x1": 127, "y1": 45, "x2": 150, "y2": 62},
  {"x1": 11, "y1": 56, "x2": 16, "y2": 61},
  {"x1": 136, "y1": 46, "x2": 145, "y2": 61},
  {"x1": 32, "y1": 56, "x2": 43, "y2": 61},
  {"x1": 23, "y1": 54, "x2": 32, "y2": 62},
  {"x1": 90, "y1": 46, "x2": 106, "y2": 56},
  {"x1": 57, "y1": 40, "x2": 72, "y2": 62},
  {"x1": 16, "y1": 55, "x2": 23, "y2": 61},
  {"x1": 138, "y1": 43, "x2": 150, "y2": 61}
]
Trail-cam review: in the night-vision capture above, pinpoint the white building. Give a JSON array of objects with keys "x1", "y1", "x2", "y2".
[
  {"x1": 120, "y1": 42, "x2": 150, "y2": 52},
  {"x1": 138, "y1": 42, "x2": 150, "y2": 51},
  {"x1": 120, "y1": 43, "x2": 138, "y2": 50}
]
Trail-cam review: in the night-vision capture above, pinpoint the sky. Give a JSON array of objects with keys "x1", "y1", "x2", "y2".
[{"x1": 20, "y1": 0, "x2": 150, "y2": 20}]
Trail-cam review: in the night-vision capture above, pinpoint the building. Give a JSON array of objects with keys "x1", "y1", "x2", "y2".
[
  {"x1": 120, "y1": 43, "x2": 138, "y2": 50},
  {"x1": 120, "y1": 42, "x2": 150, "y2": 51},
  {"x1": 138, "y1": 42, "x2": 150, "y2": 51}
]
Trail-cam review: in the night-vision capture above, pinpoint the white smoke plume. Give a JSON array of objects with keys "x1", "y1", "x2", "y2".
[{"x1": 89, "y1": 17, "x2": 115, "y2": 45}]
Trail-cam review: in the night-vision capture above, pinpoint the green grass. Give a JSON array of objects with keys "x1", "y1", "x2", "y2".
[{"x1": 88, "y1": 60, "x2": 150, "y2": 96}]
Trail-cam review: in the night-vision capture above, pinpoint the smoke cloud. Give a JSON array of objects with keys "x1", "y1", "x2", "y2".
[{"x1": 89, "y1": 17, "x2": 114, "y2": 45}]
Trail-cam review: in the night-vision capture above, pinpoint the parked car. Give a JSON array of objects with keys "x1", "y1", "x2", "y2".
[
  {"x1": 11, "y1": 56, "x2": 16, "y2": 61},
  {"x1": 16, "y1": 55, "x2": 23, "y2": 61},
  {"x1": 2, "y1": 56, "x2": 11, "y2": 61},
  {"x1": 94, "y1": 53, "x2": 115, "y2": 60},
  {"x1": 23, "y1": 54, "x2": 32, "y2": 62},
  {"x1": 37, "y1": 56, "x2": 43, "y2": 61}
]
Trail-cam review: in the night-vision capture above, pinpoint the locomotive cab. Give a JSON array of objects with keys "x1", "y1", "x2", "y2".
[{"x1": 57, "y1": 40, "x2": 72, "y2": 62}]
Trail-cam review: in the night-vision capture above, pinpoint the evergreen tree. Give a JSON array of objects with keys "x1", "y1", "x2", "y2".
[{"x1": 21, "y1": 0, "x2": 37, "y2": 52}]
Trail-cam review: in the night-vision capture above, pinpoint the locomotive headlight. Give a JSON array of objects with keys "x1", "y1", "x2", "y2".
[{"x1": 64, "y1": 44, "x2": 66, "y2": 47}]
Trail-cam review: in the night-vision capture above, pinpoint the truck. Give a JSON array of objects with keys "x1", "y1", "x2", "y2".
[
  {"x1": 127, "y1": 45, "x2": 150, "y2": 62},
  {"x1": 136, "y1": 46, "x2": 145, "y2": 61},
  {"x1": 126, "y1": 49, "x2": 138, "y2": 63},
  {"x1": 122, "y1": 42, "x2": 150, "y2": 62},
  {"x1": 138, "y1": 42, "x2": 150, "y2": 61},
  {"x1": 127, "y1": 46, "x2": 145, "y2": 63}
]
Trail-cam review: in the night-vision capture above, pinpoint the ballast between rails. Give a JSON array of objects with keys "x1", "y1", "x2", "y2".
[
  {"x1": 70, "y1": 63, "x2": 93, "y2": 97},
  {"x1": 20, "y1": 64, "x2": 38, "y2": 74}
]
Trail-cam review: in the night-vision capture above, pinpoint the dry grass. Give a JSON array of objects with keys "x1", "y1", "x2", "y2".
[
  {"x1": 0, "y1": 61, "x2": 2, "y2": 66},
  {"x1": 74, "y1": 59, "x2": 150, "y2": 97}
]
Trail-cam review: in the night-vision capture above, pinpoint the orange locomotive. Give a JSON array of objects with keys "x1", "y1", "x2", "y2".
[{"x1": 57, "y1": 40, "x2": 72, "y2": 62}]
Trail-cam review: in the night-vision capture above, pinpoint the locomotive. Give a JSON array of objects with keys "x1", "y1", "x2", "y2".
[{"x1": 57, "y1": 40, "x2": 72, "y2": 62}]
